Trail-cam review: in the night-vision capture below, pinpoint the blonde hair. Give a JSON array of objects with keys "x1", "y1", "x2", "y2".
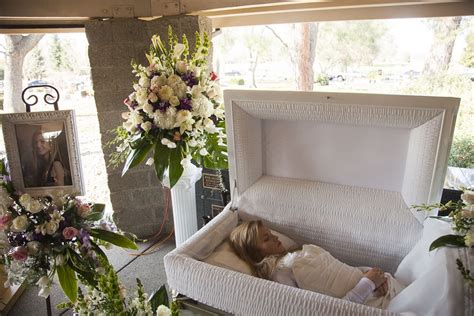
[{"x1": 229, "y1": 220, "x2": 284, "y2": 279}]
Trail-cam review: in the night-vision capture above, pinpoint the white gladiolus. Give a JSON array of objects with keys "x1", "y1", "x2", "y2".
[
  {"x1": 145, "y1": 158, "x2": 154, "y2": 166},
  {"x1": 141, "y1": 121, "x2": 153, "y2": 133},
  {"x1": 188, "y1": 139, "x2": 198, "y2": 147},
  {"x1": 199, "y1": 148, "x2": 209, "y2": 156},
  {"x1": 173, "y1": 43, "x2": 186, "y2": 58}
]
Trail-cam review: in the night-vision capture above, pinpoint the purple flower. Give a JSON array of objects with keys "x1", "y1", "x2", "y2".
[
  {"x1": 177, "y1": 98, "x2": 192, "y2": 111},
  {"x1": 181, "y1": 71, "x2": 198, "y2": 87}
]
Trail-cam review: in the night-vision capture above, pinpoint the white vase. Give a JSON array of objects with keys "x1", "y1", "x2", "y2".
[{"x1": 163, "y1": 161, "x2": 202, "y2": 246}]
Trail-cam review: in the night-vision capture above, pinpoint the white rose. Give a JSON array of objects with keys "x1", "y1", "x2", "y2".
[
  {"x1": 176, "y1": 60, "x2": 188, "y2": 74},
  {"x1": 139, "y1": 75, "x2": 150, "y2": 88},
  {"x1": 141, "y1": 121, "x2": 153, "y2": 133},
  {"x1": 27, "y1": 200, "x2": 43, "y2": 214},
  {"x1": 143, "y1": 103, "x2": 154, "y2": 115},
  {"x1": 199, "y1": 148, "x2": 209, "y2": 156},
  {"x1": 167, "y1": 75, "x2": 187, "y2": 99},
  {"x1": 169, "y1": 96, "x2": 180, "y2": 107},
  {"x1": 156, "y1": 305, "x2": 171, "y2": 316},
  {"x1": 151, "y1": 75, "x2": 167, "y2": 89},
  {"x1": 19, "y1": 194, "x2": 32, "y2": 207},
  {"x1": 158, "y1": 85, "x2": 174, "y2": 102},
  {"x1": 45, "y1": 221, "x2": 59, "y2": 235},
  {"x1": 148, "y1": 92, "x2": 158, "y2": 103},
  {"x1": 27, "y1": 241, "x2": 41, "y2": 255},
  {"x1": 136, "y1": 88, "x2": 149, "y2": 105},
  {"x1": 11, "y1": 215, "x2": 29, "y2": 232},
  {"x1": 172, "y1": 43, "x2": 186, "y2": 58}
]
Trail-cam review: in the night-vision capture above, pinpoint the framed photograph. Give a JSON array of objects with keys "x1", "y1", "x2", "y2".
[{"x1": 1, "y1": 110, "x2": 84, "y2": 197}]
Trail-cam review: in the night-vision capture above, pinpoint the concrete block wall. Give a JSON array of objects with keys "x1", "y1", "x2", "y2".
[{"x1": 85, "y1": 16, "x2": 212, "y2": 238}]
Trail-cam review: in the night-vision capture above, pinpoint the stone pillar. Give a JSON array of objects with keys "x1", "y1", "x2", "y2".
[{"x1": 85, "y1": 16, "x2": 212, "y2": 238}]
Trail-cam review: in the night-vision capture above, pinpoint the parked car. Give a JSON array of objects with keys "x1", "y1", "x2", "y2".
[{"x1": 27, "y1": 79, "x2": 48, "y2": 87}]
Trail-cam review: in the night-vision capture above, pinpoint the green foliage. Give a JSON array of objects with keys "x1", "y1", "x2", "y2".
[
  {"x1": 50, "y1": 35, "x2": 73, "y2": 72},
  {"x1": 149, "y1": 284, "x2": 169, "y2": 312},
  {"x1": 24, "y1": 46, "x2": 46, "y2": 80},
  {"x1": 315, "y1": 73, "x2": 329, "y2": 86},
  {"x1": 90, "y1": 228, "x2": 138, "y2": 250},
  {"x1": 57, "y1": 263, "x2": 78, "y2": 302},
  {"x1": 429, "y1": 234, "x2": 466, "y2": 251},
  {"x1": 449, "y1": 137, "x2": 474, "y2": 168},
  {"x1": 106, "y1": 127, "x2": 132, "y2": 169}
]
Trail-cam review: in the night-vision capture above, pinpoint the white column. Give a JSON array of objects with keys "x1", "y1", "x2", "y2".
[{"x1": 165, "y1": 162, "x2": 202, "y2": 246}]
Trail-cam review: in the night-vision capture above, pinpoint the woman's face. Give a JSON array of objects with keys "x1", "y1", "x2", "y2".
[
  {"x1": 34, "y1": 133, "x2": 50, "y2": 157},
  {"x1": 256, "y1": 225, "x2": 285, "y2": 257}
]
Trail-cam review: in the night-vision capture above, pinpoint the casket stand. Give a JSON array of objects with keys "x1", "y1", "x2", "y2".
[{"x1": 165, "y1": 90, "x2": 472, "y2": 316}]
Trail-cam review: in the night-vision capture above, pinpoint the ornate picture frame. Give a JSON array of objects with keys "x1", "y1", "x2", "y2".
[{"x1": 1, "y1": 110, "x2": 84, "y2": 197}]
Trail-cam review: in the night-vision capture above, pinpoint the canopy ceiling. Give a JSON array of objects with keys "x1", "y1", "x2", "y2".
[{"x1": 0, "y1": 0, "x2": 473, "y2": 31}]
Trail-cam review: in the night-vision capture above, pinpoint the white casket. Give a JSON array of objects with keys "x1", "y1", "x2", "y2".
[{"x1": 165, "y1": 90, "x2": 472, "y2": 316}]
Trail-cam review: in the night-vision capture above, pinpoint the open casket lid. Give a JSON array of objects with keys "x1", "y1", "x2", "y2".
[{"x1": 224, "y1": 90, "x2": 459, "y2": 271}]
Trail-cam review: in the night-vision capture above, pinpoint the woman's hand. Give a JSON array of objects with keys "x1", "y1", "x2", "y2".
[
  {"x1": 374, "y1": 279, "x2": 388, "y2": 297},
  {"x1": 364, "y1": 267, "x2": 386, "y2": 288}
]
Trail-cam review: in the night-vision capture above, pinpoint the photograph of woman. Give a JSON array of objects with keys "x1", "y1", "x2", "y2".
[{"x1": 16, "y1": 123, "x2": 72, "y2": 188}]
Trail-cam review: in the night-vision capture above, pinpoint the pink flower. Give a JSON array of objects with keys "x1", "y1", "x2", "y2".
[
  {"x1": 9, "y1": 246, "x2": 28, "y2": 261},
  {"x1": 62, "y1": 227, "x2": 79, "y2": 240},
  {"x1": 0, "y1": 214, "x2": 12, "y2": 228}
]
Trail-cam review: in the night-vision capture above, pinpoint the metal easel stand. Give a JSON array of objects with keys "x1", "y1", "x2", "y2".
[{"x1": 21, "y1": 84, "x2": 61, "y2": 316}]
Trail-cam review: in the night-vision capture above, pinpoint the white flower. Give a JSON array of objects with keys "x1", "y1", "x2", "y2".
[
  {"x1": 167, "y1": 75, "x2": 187, "y2": 99},
  {"x1": 141, "y1": 121, "x2": 153, "y2": 133},
  {"x1": 11, "y1": 215, "x2": 29, "y2": 232},
  {"x1": 199, "y1": 148, "x2": 209, "y2": 156},
  {"x1": 143, "y1": 103, "x2": 154, "y2": 115},
  {"x1": 27, "y1": 241, "x2": 41, "y2": 255},
  {"x1": 139, "y1": 75, "x2": 150, "y2": 88},
  {"x1": 156, "y1": 305, "x2": 171, "y2": 316},
  {"x1": 158, "y1": 85, "x2": 174, "y2": 102},
  {"x1": 172, "y1": 43, "x2": 186, "y2": 58},
  {"x1": 191, "y1": 85, "x2": 204, "y2": 98},
  {"x1": 131, "y1": 111, "x2": 144, "y2": 126},
  {"x1": 169, "y1": 96, "x2": 180, "y2": 107},
  {"x1": 176, "y1": 60, "x2": 188, "y2": 74},
  {"x1": 153, "y1": 107, "x2": 177, "y2": 130},
  {"x1": 151, "y1": 75, "x2": 167, "y2": 89},
  {"x1": 188, "y1": 139, "x2": 198, "y2": 147},
  {"x1": 19, "y1": 194, "x2": 32, "y2": 207},
  {"x1": 465, "y1": 229, "x2": 474, "y2": 247},
  {"x1": 181, "y1": 156, "x2": 192, "y2": 166},
  {"x1": 45, "y1": 221, "x2": 59, "y2": 235},
  {"x1": 50, "y1": 210, "x2": 64, "y2": 223},
  {"x1": 121, "y1": 112, "x2": 130, "y2": 120},
  {"x1": 36, "y1": 276, "x2": 50, "y2": 288},
  {"x1": 148, "y1": 92, "x2": 158, "y2": 103},
  {"x1": 146, "y1": 158, "x2": 154, "y2": 166},
  {"x1": 136, "y1": 88, "x2": 149, "y2": 105},
  {"x1": 175, "y1": 110, "x2": 193, "y2": 127},
  {"x1": 203, "y1": 118, "x2": 218, "y2": 134},
  {"x1": 161, "y1": 138, "x2": 177, "y2": 149},
  {"x1": 192, "y1": 95, "x2": 213, "y2": 118},
  {"x1": 123, "y1": 120, "x2": 136, "y2": 133},
  {"x1": 27, "y1": 200, "x2": 43, "y2": 214},
  {"x1": 38, "y1": 286, "x2": 51, "y2": 298},
  {"x1": 214, "y1": 106, "x2": 225, "y2": 119}
]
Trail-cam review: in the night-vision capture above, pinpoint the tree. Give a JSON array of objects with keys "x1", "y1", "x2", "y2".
[
  {"x1": 423, "y1": 17, "x2": 463, "y2": 74},
  {"x1": 315, "y1": 21, "x2": 387, "y2": 74},
  {"x1": 50, "y1": 35, "x2": 73, "y2": 72},
  {"x1": 24, "y1": 46, "x2": 46, "y2": 81},
  {"x1": 267, "y1": 23, "x2": 319, "y2": 91},
  {"x1": 3, "y1": 34, "x2": 44, "y2": 113}
]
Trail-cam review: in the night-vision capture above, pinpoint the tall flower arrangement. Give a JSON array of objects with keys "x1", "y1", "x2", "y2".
[
  {"x1": 113, "y1": 26, "x2": 227, "y2": 188},
  {"x1": 414, "y1": 189, "x2": 474, "y2": 285},
  {"x1": 0, "y1": 159, "x2": 138, "y2": 302}
]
